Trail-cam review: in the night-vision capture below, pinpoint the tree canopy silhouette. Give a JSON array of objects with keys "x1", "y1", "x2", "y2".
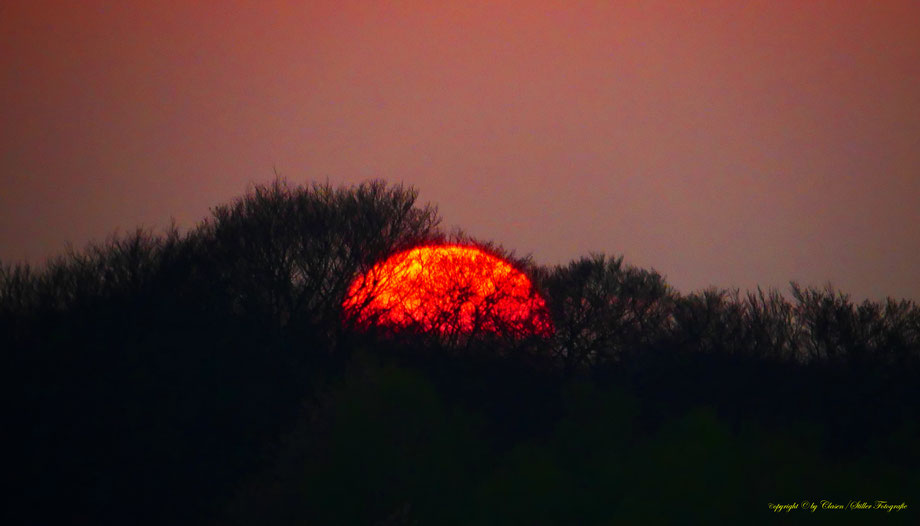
[{"x1": 3, "y1": 178, "x2": 919, "y2": 525}]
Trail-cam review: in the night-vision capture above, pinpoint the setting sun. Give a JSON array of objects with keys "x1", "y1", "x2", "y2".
[{"x1": 343, "y1": 245, "x2": 553, "y2": 337}]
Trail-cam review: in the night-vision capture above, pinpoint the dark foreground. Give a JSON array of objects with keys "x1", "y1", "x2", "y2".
[{"x1": 4, "y1": 180, "x2": 917, "y2": 525}]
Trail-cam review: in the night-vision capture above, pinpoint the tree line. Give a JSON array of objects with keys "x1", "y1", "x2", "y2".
[{"x1": 3, "y1": 179, "x2": 918, "y2": 524}]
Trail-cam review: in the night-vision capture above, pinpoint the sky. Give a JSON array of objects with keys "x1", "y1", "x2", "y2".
[{"x1": 2, "y1": 0, "x2": 919, "y2": 301}]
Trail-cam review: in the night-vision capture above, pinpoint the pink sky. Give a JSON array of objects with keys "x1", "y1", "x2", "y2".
[{"x1": 2, "y1": 1, "x2": 919, "y2": 300}]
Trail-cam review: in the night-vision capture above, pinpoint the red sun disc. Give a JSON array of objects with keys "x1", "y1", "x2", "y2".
[{"x1": 343, "y1": 245, "x2": 553, "y2": 337}]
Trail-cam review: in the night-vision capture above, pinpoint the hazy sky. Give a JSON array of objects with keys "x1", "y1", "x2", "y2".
[{"x1": 2, "y1": 1, "x2": 918, "y2": 301}]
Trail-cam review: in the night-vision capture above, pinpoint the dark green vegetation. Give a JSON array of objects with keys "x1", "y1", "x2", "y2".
[{"x1": 4, "y1": 180, "x2": 919, "y2": 525}]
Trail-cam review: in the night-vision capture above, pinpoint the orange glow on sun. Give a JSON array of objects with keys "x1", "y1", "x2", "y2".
[{"x1": 343, "y1": 245, "x2": 553, "y2": 338}]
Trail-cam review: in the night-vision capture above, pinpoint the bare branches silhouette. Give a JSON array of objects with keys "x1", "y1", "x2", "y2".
[{"x1": 3, "y1": 178, "x2": 918, "y2": 525}]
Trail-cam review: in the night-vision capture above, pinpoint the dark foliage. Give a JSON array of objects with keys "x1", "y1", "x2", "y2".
[
  {"x1": 3, "y1": 179, "x2": 918, "y2": 525},
  {"x1": 3, "y1": 179, "x2": 440, "y2": 525}
]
